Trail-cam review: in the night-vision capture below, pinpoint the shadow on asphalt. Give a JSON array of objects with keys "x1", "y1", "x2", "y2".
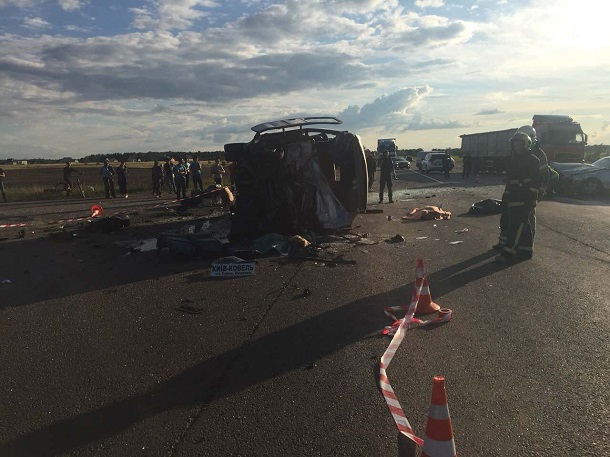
[{"x1": 0, "y1": 249, "x2": 508, "y2": 456}]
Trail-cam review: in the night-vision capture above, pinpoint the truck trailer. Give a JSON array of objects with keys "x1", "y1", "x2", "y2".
[{"x1": 460, "y1": 115, "x2": 587, "y2": 173}]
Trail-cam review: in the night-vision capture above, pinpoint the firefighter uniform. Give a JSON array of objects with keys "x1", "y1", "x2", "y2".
[
  {"x1": 529, "y1": 142, "x2": 550, "y2": 239},
  {"x1": 497, "y1": 138, "x2": 542, "y2": 262}
]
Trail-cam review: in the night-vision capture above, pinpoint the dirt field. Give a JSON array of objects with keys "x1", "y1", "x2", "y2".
[{"x1": 0, "y1": 162, "x2": 221, "y2": 201}]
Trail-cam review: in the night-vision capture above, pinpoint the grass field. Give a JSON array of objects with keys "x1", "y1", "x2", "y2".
[{"x1": 0, "y1": 161, "x2": 221, "y2": 201}]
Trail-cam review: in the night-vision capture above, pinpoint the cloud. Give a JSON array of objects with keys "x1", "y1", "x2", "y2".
[
  {"x1": 415, "y1": 0, "x2": 444, "y2": 7},
  {"x1": 22, "y1": 16, "x2": 51, "y2": 29},
  {"x1": 338, "y1": 86, "x2": 432, "y2": 129},
  {"x1": 131, "y1": 0, "x2": 221, "y2": 31},
  {"x1": 0, "y1": 0, "x2": 39, "y2": 7},
  {"x1": 57, "y1": 0, "x2": 82, "y2": 12},
  {"x1": 475, "y1": 108, "x2": 504, "y2": 115}
]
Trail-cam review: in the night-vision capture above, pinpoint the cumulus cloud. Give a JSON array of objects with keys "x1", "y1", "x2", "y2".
[
  {"x1": 338, "y1": 86, "x2": 432, "y2": 129},
  {"x1": 0, "y1": 0, "x2": 39, "y2": 7},
  {"x1": 22, "y1": 16, "x2": 51, "y2": 29},
  {"x1": 57, "y1": 0, "x2": 82, "y2": 12}
]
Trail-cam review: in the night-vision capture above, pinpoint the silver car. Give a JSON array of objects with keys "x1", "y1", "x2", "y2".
[{"x1": 551, "y1": 156, "x2": 610, "y2": 194}]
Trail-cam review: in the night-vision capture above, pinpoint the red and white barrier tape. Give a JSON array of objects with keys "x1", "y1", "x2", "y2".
[
  {"x1": 0, "y1": 223, "x2": 29, "y2": 229},
  {"x1": 379, "y1": 269, "x2": 453, "y2": 447}
]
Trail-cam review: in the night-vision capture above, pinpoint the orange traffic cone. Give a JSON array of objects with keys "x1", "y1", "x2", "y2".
[
  {"x1": 421, "y1": 376, "x2": 456, "y2": 457},
  {"x1": 90, "y1": 204, "x2": 103, "y2": 218},
  {"x1": 415, "y1": 259, "x2": 441, "y2": 315}
]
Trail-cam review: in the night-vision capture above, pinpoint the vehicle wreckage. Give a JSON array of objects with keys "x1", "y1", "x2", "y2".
[{"x1": 224, "y1": 117, "x2": 368, "y2": 241}]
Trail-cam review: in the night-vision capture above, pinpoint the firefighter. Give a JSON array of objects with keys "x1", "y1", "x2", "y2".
[
  {"x1": 516, "y1": 125, "x2": 550, "y2": 239},
  {"x1": 495, "y1": 131, "x2": 542, "y2": 263},
  {"x1": 378, "y1": 150, "x2": 394, "y2": 203}
]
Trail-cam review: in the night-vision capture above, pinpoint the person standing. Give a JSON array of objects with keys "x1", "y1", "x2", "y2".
[
  {"x1": 151, "y1": 160, "x2": 163, "y2": 197},
  {"x1": 495, "y1": 132, "x2": 542, "y2": 263},
  {"x1": 173, "y1": 158, "x2": 187, "y2": 199},
  {"x1": 190, "y1": 156, "x2": 203, "y2": 191},
  {"x1": 462, "y1": 151, "x2": 473, "y2": 179},
  {"x1": 163, "y1": 158, "x2": 175, "y2": 193},
  {"x1": 366, "y1": 149, "x2": 376, "y2": 192},
  {"x1": 228, "y1": 161, "x2": 237, "y2": 187},
  {"x1": 442, "y1": 151, "x2": 453, "y2": 179},
  {"x1": 211, "y1": 158, "x2": 225, "y2": 186},
  {"x1": 116, "y1": 161, "x2": 128, "y2": 198},
  {"x1": 378, "y1": 151, "x2": 394, "y2": 204},
  {"x1": 101, "y1": 159, "x2": 116, "y2": 199},
  {"x1": 63, "y1": 161, "x2": 81, "y2": 193},
  {"x1": 184, "y1": 158, "x2": 191, "y2": 189},
  {"x1": 0, "y1": 167, "x2": 7, "y2": 202},
  {"x1": 516, "y1": 125, "x2": 550, "y2": 240}
]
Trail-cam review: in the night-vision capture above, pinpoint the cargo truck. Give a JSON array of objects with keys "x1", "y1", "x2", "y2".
[
  {"x1": 377, "y1": 138, "x2": 398, "y2": 158},
  {"x1": 459, "y1": 115, "x2": 587, "y2": 173}
]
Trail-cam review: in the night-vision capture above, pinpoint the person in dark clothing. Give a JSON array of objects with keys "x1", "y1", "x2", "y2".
[
  {"x1": 366, "y1": 149, "x2": 376, "y2": 191},
  {"x1": 63, "y1": 161, "x2": 81, "y2": 193},
  {"x1": 173, "y1": 158, "x2": 187, "y2": 199},
  {"x1": 378, "y1": 151, "x2": 394, "y2": 203},
  {"x1": 462, "y1": 152, "x2": 473, "y2": 179},
  {"x1": 189, "y1": 157, "x2": 203, "y2": 191},
  {"x1": 163, "y1": 158, "x2": 176, "y2": 193},
  {"x1": 442, "y1": 152, "x2": 453, "y2": 179},
  {"x1": 116, "y1": 161, "x2": 128, "y2": 198},
  {"x1": 152, "y1": 161, "x2": 163, "y2": 197},
  {"x1": 211, "y1": 158, "x2": 225, "y2": 186},
  {"x1": 0, "y1": 167, "x2": 7, "y2": 202},
  {"x1": 495, "y1": 132, "x2": 542, "y2": 263},
  {"x1": 100, "y1": 159, "x2": 116, "y2": 199}
]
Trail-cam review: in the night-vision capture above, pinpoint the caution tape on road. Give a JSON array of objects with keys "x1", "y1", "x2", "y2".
[
  {"x1": 0, "y1": 187, "x2": 229, "y2": 229},
  {"x1": 379, "y1": 261, "x2": 453, "y2": 448}
]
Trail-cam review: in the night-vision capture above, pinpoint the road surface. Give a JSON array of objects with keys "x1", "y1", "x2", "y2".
[{"x1": 1, "y1": 168, "x2": 609, "y2": 456}]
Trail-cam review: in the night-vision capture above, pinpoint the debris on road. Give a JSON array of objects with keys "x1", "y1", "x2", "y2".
[
  {"x1": 81, "y1": 215, "x2": 130, "y2": 233},
  {"x1": 468, "y1": 198, "x2": 503, "y2": 215},
  {"x1": 175, "y1": 304, "x2": 204, "y2": 314},
  {"x1": 1, "y1": 279, "x2": 12, "y2": 284},
  {"x1": 448, "y1": 241, "x2": 463, "y2": 245},
  {"x1": 210, "y1": 256, "x2": 256, "y2": 277},
  {"x1": 387, "y1": 234, "x2": 405, "y2": 243},
  {"x1": 454, "y1": 228, "x2": 469, "y2": 233}
]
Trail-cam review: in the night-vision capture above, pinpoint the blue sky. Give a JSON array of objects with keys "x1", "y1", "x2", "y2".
[{"x1": 1, "y1": 0, "x2": 609, "y2": 159}]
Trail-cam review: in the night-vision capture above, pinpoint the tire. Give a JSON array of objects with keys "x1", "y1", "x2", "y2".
[
  {"x1": 54, "y1": 182, "x2": 67, "y2": 196},
  {"x1": 580, "y1": 178, "x2": 603, "y2": 195}
]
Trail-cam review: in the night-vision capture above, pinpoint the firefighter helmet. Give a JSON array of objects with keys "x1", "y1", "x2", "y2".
[
  {"x1": 517, "y1": 125, "x2": 537, "y2": 142},
  {"x1": 511, "y1": 131, "x2": 532, "y2": 149}
]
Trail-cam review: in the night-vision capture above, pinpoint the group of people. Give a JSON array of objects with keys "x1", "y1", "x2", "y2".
[
  {"x1": 151, "y1": 157, "x2": 231, "y2": 199},
  {"x1": 99, "y1": 160, "x2": 129, "y2": 199}
]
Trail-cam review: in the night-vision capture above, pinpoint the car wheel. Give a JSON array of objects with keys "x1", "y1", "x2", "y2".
[{"x1": 580, "y1": 178, "x2": 603, "y2": 195}]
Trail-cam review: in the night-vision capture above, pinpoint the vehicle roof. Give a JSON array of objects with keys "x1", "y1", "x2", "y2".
[{"x1": 251, "y1": 117, "x2": 342, "y2": 134}]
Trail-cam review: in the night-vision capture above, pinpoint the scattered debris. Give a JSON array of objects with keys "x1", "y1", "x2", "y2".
[
  {"x1": 364, "y1": 209, "x2": 384, "y2": 214},
  {"x1": 115, "y1": 238, "x2": 158, "y2": 253},
  {"x1": 469, "y1": 198, "x2": 503, "y2": 215},
  {"x1": 387, "y1": 234, "x2": 405, "y2": 243},
  {"x1": 448, "y1": 241, "x2": 464, "y2": 245},
  {"x1": 81, "y1": 215, "x2": 130, "y2": 233},
  {"x1": 415, "y1": 236, "x2": 428, "y2": 240},
  {"x1": 211, "y1": 256, "x2": 256, "y2": 277},
  {"x1": 454, "y1": 228, "x2": 469, "y2": 234}
]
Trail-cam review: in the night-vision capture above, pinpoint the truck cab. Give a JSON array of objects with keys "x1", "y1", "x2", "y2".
[
  {"x1": 532, "y1": 115, "x2": 587, "y2": 162},
  {"x1": 377, "y1": 138, "x2": 398, "y2": 159}
]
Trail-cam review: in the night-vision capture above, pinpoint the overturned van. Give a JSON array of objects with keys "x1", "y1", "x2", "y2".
[{"x1": 224, "y1": 117, "x2": 368, "y2": 241}]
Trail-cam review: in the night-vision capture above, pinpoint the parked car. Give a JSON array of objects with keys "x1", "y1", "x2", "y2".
[
  {"x1": 421, "y1": 152, "x2": 454, "y2": 174},
  {"x1": 224, "y1": 117, "x2": 368, "y2": 240},
  {"x1": 551, "y1": 156, "x2": 610, "y2": 195},
  {"x1": 392, "y1": 156, "x2": 410, "y2": 169}
]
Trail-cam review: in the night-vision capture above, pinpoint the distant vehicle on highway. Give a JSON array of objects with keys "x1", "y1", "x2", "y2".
[
  {"x1": 391, "y1": 156, "x2": 410, "y2": 169},
  {"x1": 551, "y1": 156, "x2": 610, "y2": 195},
  {"x1": 421, "y1": 152, "x2": 454, "y2": 174}
]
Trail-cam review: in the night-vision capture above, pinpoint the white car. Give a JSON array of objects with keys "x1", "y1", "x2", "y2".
[
  {"x1": 551, "y1": 156, "x2": 610, "y2": 194},
  {"x1": 421, "y1": 152, "x2": 454, "y2": 174}
]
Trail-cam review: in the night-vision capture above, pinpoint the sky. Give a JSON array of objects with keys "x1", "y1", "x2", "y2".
[{"x1": 1, "y1": 0, "x2": 610, "y2": 159}]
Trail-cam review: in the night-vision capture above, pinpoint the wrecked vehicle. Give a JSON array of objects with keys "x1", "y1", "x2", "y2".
[
  {"x1": 224, "y1": 117, "x2": 368, "y2": 241},
  {"x1": 551, "y1": 156, "x2": 610, "y2": 195}
]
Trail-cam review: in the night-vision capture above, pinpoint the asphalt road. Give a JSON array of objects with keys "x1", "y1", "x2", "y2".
[{"x1": 1, "y1": 168, "x2": 609, "y2": 456}]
